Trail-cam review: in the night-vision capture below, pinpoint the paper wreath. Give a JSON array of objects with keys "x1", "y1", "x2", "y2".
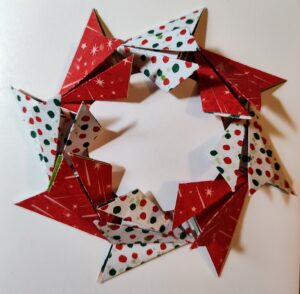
[{"x1": 11, "y1": 7, "x2": 294, "y2": 283}]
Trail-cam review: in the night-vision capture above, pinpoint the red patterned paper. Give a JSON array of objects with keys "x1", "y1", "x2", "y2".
[
  {"x1": 201, "y1": 49, "x2": 286, "y2": 110},
  {"x1": 62, "y1": 56, "x2": 133, "y2": 103},
  {"x1": 60, "y1": 10, "x2": 123, "y2": 95},
  {"x1": 173, "y1": 179, "x2": 232, "y2": 229},
  {"x1": 196, "y1": 53, "x2": 250, "y2": 118},
  {"x1": 48, "y1": 157, "x2": 98, "y2": 220},
  {"x1": 16, "y1": 191, "x2": 103, "y2": 238},
  {"x1": 192, "y1": 182, "x2": 248, "y2": 275},
  {"x1": 70, "y1": 154, "x2": 113, "y2": 207}
]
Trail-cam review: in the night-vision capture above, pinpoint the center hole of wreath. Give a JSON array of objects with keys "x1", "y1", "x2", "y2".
[{"x1": 90, "y1": 73, "x2": 222, "y2": 210}]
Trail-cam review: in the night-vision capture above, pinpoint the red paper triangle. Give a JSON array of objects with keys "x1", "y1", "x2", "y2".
[
  {"x1": 69, "y1": 154, "x2": 113, "y2": 207},
  {"x1": 173, "y1": 179, "x2": 232, "y2": 229},
  {"x1": 16, "y1": 191, "x2": 104, "y2": 238},
  {"x1": 62, "y1": 55, "x2": 133, "y2": 104},
  {"x1": 192, "y1": 183, "x2": 248, "y2": 275},
  {"x1": 60, "y1": 10, "x2": 123, "y2": 95},
  {"x1": 201, "y1": 49, "x2": 285, "y2": 110},
  {"x1": 48, "y1": 157, "x2": 97, "y2": 217},
  {"x1": 196, "y1": 53, "x2": 249, "y2": 117}
]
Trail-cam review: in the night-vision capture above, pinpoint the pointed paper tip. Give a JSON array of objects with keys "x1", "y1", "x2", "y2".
[
  {"x1": 15, "y1": 201, "x2": 22, "y2": 207},
  {"x1": 96, "y1": 272, "x2": 104, "y2": 284},
  {"x1": 262, "y1": 75, "x2": 287, "y2": 91},
  {"x1": 15, "y1": 198, "x2": 28, "y2": 207},
  {"x1": 216, "y1": 267, "x2": 222, "y2": 276}
]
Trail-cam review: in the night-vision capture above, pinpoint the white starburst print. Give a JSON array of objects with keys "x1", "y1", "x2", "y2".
[
  {"x1": 123, "y1": 57, "x2": 131, "y2": 66},
  {"x1": 81, "y1": 43, "x2": 87, "y2": 49},
  {"x1": 205, "y1": 187, "x2": 214, "y2": 197},
  {"x1": 94, "y1": 162, "x2": 102, "y2": 170},
  {"x1": 107, "y1": 40, "x2": 113, "y2": 49},
  {"x1": 95, "y1": 78, "x2": 104, "y2": 87},
  {"x1": 90, "y1": 44, "x2": 99, "y2": 56}
]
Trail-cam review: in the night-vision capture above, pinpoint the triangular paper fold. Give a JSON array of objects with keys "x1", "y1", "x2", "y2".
[
  {"x1": 192, "y1": 183, "x2": 248, "y2": 275},
  {"x1": 69, "y1": 154, "x2": 113, "y2": 207},
  {"x1": 196, "y1": 53, "x2": 250, "y2": 118},
  {"x1": 124, "y1": 8, "x2": 204, "y2": 49},
  {"x1": 99, "y1": 242, "x2": 182, "y2": 282},
  {"x1": 201, "y1": 49, "x2": 286, "y2": 110},
  {"x1": 118, "y1": 46, "x2": 198, "y2": 92},
  {"x1": 60, "y1": 10, "x2": 123, "y2": 95},
  {"x1": 16, "y1": 191, "x2": 103, "y2": 238},
  {"x1": 93, "y1": 220, "x2": 183, "y2": 245},
  {"x1": 47, "y1": 157, "x2": 99, "y2": 219},
  {"x1": 12, "y1": 88, "x2": 61, "y2": 178},
  {"x1": 124, "y1": 27, "x2": 199, "y2": 52},
  {"x1": 209, "y1": 108, "x2": 293, "y2": 195},
  {"x1": 64, "y1": 103, "x2": 102, "y2": 156},
  {"x1": 62, "y1": 55, "x2": 133, "y2": 103},
  {"x1": 173, "y1": 179, "x2": 232, "y2": 229},
  {"x1": 247, "y1": 109, "x2": 293, "y2": 195},
  {"x1": 98, "y1": 189, "x2": 173, "y2": 232},
  {"x1": 209, "y1": 119, "x2": 247, "y2": 190}
]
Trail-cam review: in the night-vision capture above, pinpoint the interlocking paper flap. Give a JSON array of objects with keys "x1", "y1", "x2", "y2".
[
  {"x1": 99, "y1": 242, "x2": 182, "y2": 282},
  {"x1": 191, "y1": 183, "x2": 248, "y2": 275},
  {"x1": 12, "y1": 88, "x2": 61, "y2": 178},
  {"x1": 201, "y1": 49, "x2": 286, "y2": 110},
  {"x1": 124, "y1": 8, "x2": 204, "y2": 52},
  {"x1": 64, "y1": 103, "x2": 102, "y2": 155},
  {"x1": 173, "y1": 179, "x2": 232, "y2": 229},
  {"x1": 98, "y1": 189, "x2": 173, "y2": 232},
  {"x1": 69, "y1": 154, "x2": 113, "y2": 207},
  {"x1": 62, "y1": 55, "x2": 133, "y2": 103},
  {"x1": 247, "y1": 109, "x2": 293, "y2": 194},
  {"x1": 209, "y1": 120, "x2": 247, "y2": 190},
  {"x1": 196, "y1": 53, "x2": 250, "y2": 118},
  {"x1": 118, "y1": 45, "x2": 198, "y2": 92}
]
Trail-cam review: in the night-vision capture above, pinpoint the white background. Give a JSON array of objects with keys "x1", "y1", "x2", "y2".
[{"x1": 0, "y1": 0, "x2": 300, "y2": 293}]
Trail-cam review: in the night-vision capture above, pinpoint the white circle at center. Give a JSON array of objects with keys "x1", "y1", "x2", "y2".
[{"x1": 90, "y1": 73, "x2": 222, "y2": 210}]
